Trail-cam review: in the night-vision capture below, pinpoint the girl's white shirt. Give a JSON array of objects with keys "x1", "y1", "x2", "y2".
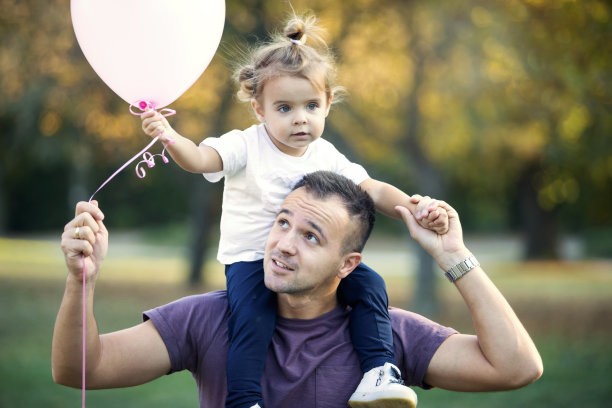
[{"x1": 201, "y1": 123, "x2": 369, "y2": 264}]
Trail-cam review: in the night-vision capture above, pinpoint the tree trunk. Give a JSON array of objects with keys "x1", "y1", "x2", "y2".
[
  {"x1": 399, "y1": 6, "x2": 443, "y2": 316},
  {"x1": 0, "y1": 165, "x2": 5, "y2": 233},
  {"x1": 517, "y1": 161, "x2": 560, "y2": 259},
  {"x1": 187, "y1": 179, "x2": 222, "y2": 286}
]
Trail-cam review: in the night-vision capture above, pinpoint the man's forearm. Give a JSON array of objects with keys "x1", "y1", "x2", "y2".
[
  {"x1": 52, "y1": 275, "x2": 101, "y2": 388},
  {"x1": 453, "y1": 263, "x2": 542, "y2": 387}
]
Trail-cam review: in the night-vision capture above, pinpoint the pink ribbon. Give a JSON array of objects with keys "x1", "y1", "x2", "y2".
[{"x1": 82, "y1": 101, "x2": 175, "y2": 407}]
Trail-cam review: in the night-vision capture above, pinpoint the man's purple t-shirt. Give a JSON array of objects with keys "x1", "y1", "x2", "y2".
[{"x1": 144, "y1": 291, "x2": 455, "y2": 408}]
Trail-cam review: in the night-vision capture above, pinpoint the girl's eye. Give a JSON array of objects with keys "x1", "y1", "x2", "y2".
[
  {"x1": 306, "y1": 102, "x2": 318, "y2": 110},
  {"x1": 278, "y1": 105, "x2": 290, "y2": 113}
]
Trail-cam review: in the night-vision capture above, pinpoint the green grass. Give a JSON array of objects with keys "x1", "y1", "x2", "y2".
[
  {"x1": 1, "y1": 236, "x2": 611, "y2": 407},
  {"x1": 0, "y1": 278, "x2": 199, "y2": 408},
  {"x1": 415, "y1": 335, "x2": 612, "y2": 408}
]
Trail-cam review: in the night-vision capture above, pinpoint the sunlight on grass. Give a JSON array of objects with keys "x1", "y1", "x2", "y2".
[{"x1": 0, "y1": 237, "x2": 226, "y2": 287}]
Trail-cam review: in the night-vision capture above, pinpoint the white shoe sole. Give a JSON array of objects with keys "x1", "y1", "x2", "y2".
[
  {"x1": 348, "y1": 397, "x2": 417, "y2": 408},
  {"x1": 348, "y1": 386, "x2": 417, "y2": 408}
]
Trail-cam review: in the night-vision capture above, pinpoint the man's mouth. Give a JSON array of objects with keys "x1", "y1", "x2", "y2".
[{"x1": 272, "y1": 258, "x2": 295, "y2": 271}]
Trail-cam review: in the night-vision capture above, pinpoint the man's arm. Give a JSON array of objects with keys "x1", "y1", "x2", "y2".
[
  {"x1": 395, "y1": 199, "x2": 543, "y2": 391},
  {"x1": 52, "y1": 201, "x2": 171, "y2": 389}
]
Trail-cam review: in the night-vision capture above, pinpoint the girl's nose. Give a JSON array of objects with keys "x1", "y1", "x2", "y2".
[{"x1": 292, "y1": 110, "x2": 307, "y2": 125}]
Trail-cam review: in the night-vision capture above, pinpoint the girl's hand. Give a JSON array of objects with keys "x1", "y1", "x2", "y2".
[
  {"x1": 410, "y1": 194, "x2": 450, "y2": 235},
  {"x1": 141, "y1": 109, "x2": 176, "y2": 144},
  {"x1": 395, "y1": 200, "x2": 468, "y2": 269}
]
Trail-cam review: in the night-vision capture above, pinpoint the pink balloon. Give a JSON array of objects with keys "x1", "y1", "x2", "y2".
[{"x1": 71, "y1": 0, "x2": 225, "y2": 109}]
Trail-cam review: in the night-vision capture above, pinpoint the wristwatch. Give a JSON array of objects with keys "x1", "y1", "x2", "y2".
[{"x1": 445, "y1": 255, "x2": 480, "y2": 283}]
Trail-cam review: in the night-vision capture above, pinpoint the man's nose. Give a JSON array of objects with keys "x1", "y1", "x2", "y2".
[{"x1": 277, "y1": 232, "x2": 297, "y2": 255}]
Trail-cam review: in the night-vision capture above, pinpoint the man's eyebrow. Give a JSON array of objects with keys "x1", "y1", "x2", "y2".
[
  {"x1": 307, "y1": 220, "x2": 326, "y2": 242},
  {"x1": 278, "y1": 208, "x2": 327, "y2": 242}
]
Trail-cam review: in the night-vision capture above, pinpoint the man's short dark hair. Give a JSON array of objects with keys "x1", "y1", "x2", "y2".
[{"x1": 292, "y1": 171, "x2": 376, "y2": 253}]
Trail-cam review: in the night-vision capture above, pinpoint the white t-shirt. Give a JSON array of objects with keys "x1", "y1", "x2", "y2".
[{"x1": 201, "y1": 124, "x2": 370, "y2": 264}]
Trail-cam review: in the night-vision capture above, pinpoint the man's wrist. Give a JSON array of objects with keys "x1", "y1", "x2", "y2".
[
  {"x1": 436, "y1": 247, "x2": 472, "y2": 272},
  {"x1": 66, "y1": 270, "x2": 96, "y2": 290},
  {"x1": 444, "y1": 254, "x2": 479, "y2": 283}
]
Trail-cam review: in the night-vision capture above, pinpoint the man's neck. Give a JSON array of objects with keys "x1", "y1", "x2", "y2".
[{"x1": 277, "y1": 290, "x2": 339, "y2": 319}]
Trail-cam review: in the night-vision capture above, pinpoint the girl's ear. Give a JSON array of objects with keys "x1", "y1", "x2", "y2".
[
  {"x1": 251, "y1": 99, "x2": 266, "y2": 122},
  {"x1": 324, "y1": 93, "x2": 334, "y2": 117}
]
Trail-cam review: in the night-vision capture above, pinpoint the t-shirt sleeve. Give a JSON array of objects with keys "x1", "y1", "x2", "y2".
[
  {"x1": 200, "y1": 129, "x2": 249, "y2": 182},
  {"x1": 323, "y1": 141, "x2": 369, "y2": 186},
  {"x1": 143, "y1": 291, "x2": 229, "y2": 374},
  {"x1": 390, "y1": 307, "x2": 457, "y2": 389}
]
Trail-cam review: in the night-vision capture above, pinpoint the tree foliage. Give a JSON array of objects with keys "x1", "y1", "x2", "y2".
[{"x1": 1, "y1": 0, "x2": 610, "y2": 261}]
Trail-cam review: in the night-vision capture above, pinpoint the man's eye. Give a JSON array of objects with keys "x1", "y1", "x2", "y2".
[
  {"x1": 305, "y1": 232, "x2": 319, "y2": 243},
  {"x1": 278, "y1": 219, "x2": 289, "y2": 228}
]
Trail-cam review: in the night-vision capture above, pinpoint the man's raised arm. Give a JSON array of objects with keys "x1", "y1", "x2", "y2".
[
  {"x1": 395, "y1": 197, "x2": 543, "y2": 391},
  {"x1": 52, "y1": 201, "x2": 171, "y2": 389}
]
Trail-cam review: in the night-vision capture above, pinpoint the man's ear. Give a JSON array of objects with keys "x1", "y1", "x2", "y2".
[
  {"x1": 337, "y1": 252, "x2": 362, "y2": 279},
  {"x1": 251, "y1": 98, "x2": 265, "y2": 122}
]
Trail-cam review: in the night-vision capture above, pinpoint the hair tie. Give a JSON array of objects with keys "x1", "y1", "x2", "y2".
[{"x1": 289, "y1": 38, "x2": 302, "y2": 45}]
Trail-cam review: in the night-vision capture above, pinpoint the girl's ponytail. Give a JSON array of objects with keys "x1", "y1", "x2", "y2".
[{"x1": 234, "y1": 12, "x2": 341, "y2": 103}]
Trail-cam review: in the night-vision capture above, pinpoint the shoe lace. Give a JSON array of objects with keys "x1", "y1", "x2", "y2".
[{"x1": 376, "y1": 366, "x2": 406, "y2": 387}]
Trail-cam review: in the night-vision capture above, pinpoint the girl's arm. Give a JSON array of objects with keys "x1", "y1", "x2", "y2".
[
  {"x1": 141, "y1": 110, "x2": 223, "y2": 174},
  {"x1": 359, "y1": 178, "x2": 449, "y2": 234}
]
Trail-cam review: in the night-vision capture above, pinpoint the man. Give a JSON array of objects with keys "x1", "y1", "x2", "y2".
[{"x1": 53, "y1": 171, "x2": 542, "y2": 407}]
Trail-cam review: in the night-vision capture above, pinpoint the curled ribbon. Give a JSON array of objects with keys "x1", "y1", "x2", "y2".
[
  {"x1": 86, "y1": 101, "x2": 176, "y2": 202},
  {"x1": 129, "y1": 101, "x2": 176, "y2": 179}
]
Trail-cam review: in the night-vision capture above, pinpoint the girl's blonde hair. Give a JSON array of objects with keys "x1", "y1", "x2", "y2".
[{"x1": 235, "y1": 13, "x2": 343, "y2": 104}]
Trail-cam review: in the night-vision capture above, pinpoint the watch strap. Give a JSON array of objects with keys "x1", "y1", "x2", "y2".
[{"x1": 445, "y1": 255, "x2": 480, "y2": 282}]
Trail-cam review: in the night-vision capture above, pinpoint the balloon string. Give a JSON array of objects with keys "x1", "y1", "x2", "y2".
[
  {"x1": 82, "y1": 255, "x2": 86, "y2": 408},
  {"x1": 81, "y1": 101, "x2": 175, "y2": 407}
]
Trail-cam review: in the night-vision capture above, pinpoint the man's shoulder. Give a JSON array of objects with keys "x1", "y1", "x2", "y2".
[
  {"x1": 177, "y1": 290, "x2": 230, "y2": 314},
  {"x1": 389, "y1": 306, "x2": 457, "y2": 355},
  {"x1": 144, "y1": 290, "x2": 230, "y2": 328},
  {"x1": 389, "y1": 306, "x2": 433, "y2": 322},
  {"x1": 389, "y1": 306, "x2": 455, "y2": 333}
]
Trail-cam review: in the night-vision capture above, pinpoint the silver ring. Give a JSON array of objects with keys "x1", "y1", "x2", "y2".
[{"x1": 74, "y1": 227, "x2": 80, "y2": 239}]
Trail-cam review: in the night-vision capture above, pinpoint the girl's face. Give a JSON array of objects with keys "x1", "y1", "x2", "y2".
[{"x1": 251, "y1": 75, "x2": 332, "y2": 157}]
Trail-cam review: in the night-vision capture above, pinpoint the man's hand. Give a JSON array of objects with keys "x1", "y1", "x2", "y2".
[
  {"x1": 395, "y1": 196, "x2": 470, "y2": 271},
  {"x1": 61, "y1": 200, "x2": 108, "y2": 283}
]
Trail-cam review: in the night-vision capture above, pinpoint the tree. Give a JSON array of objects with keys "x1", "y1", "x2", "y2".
[{"x1": 2, "y1": 0, "x2": 610, "y2": 290}]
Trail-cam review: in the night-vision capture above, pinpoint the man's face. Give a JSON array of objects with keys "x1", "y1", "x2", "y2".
[{"x1": 263, "y1": 188, "x2": 356, "y2": 297}]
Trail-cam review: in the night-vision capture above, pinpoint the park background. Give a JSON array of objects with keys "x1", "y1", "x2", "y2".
[{"x1": 0, "y1": 0, "x2": 611, "y2": 406}]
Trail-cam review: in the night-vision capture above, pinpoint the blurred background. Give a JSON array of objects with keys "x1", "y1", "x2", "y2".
[{"x1": 1, "y1": 0, "x2": 611, "y2": 406}]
